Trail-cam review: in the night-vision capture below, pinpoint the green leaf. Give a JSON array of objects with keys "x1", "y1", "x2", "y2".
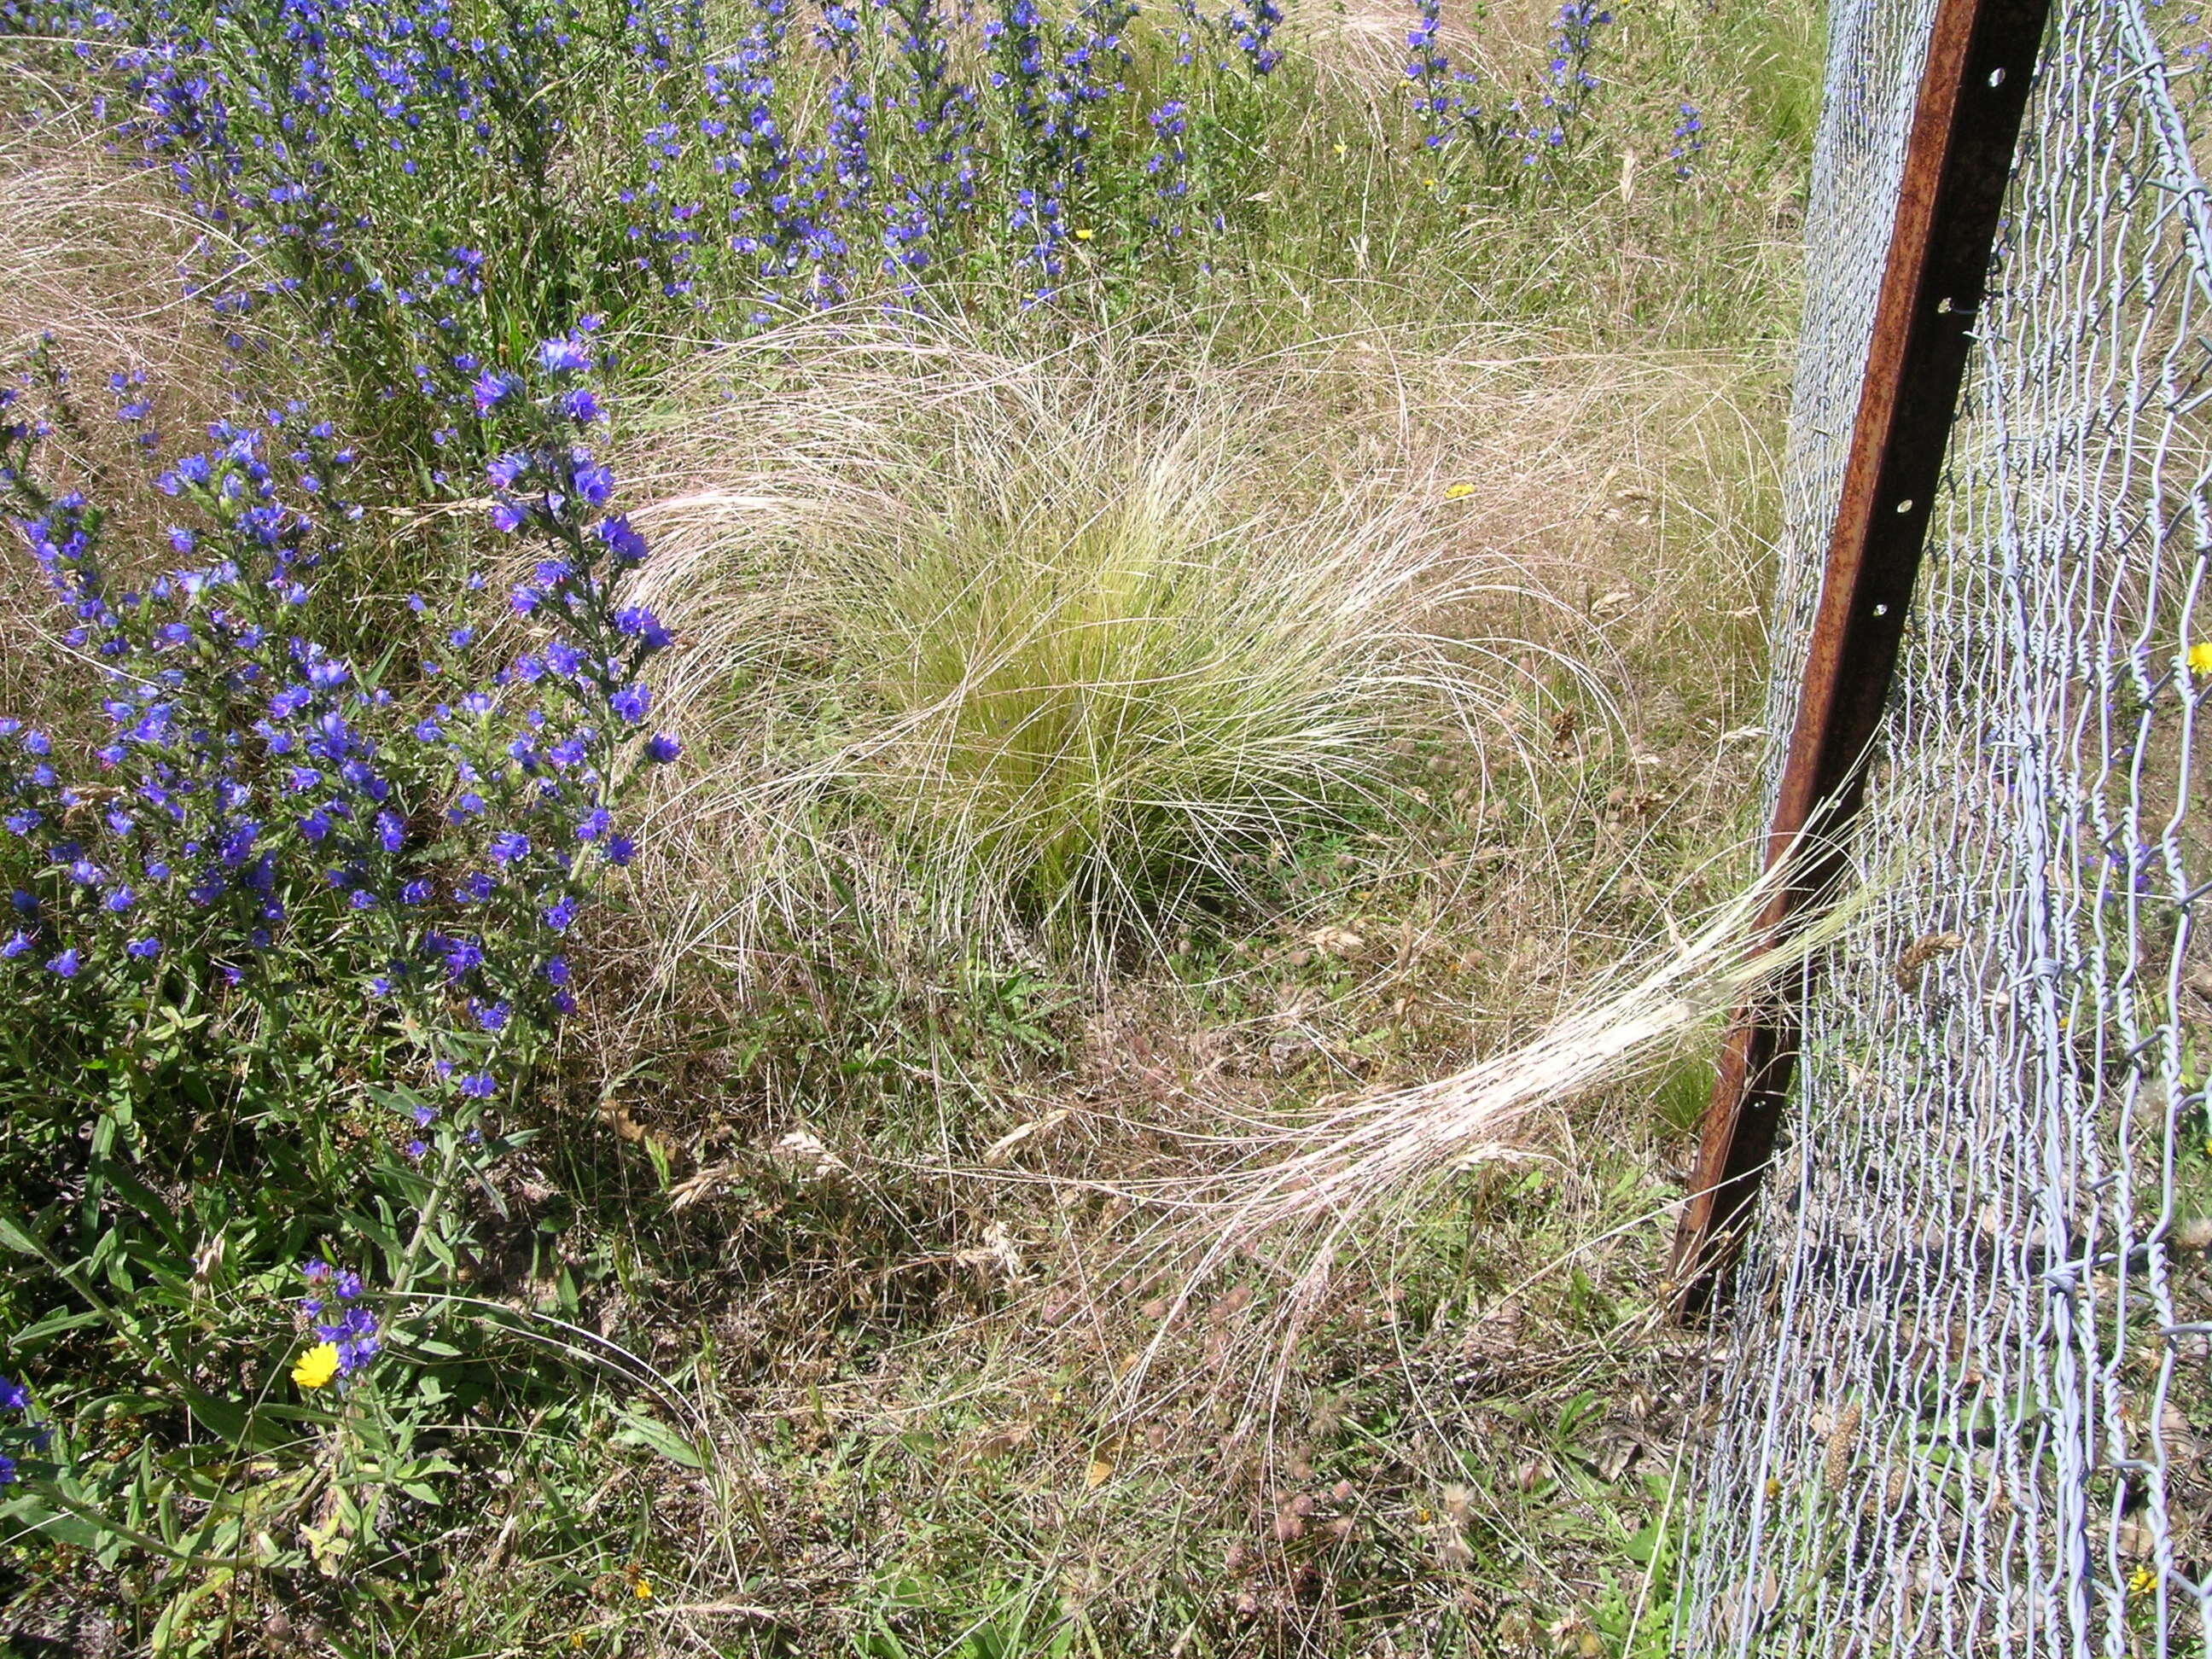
[
  {"x1": 0, "y1": 1494, "x2": 104, "y2": 1550},
  {"x1": 15, "y1": 1307, "x2": 108, "y2": 1347},
  {"x1": 613, "y1": 1407, "x2": 704, "y2": 1470},
  {"x1": 0, "y1": 1210, "x2": 47, "y2": 1255},
  {"x1": 87, "y1": 1158, "x2": 192, "y2": 1258},
  {"x1": 182, "y1": 1388, "x2": 295, "y2": 1453}
]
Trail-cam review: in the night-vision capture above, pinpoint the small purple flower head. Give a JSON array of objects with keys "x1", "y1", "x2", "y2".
[
  {"x1": 569, "y1": 457, "x2": 614, "y2": 506},
  {"x1": 605, "y1": 834, "x2": 637, "y2": 867},
  {"x1": 538, "y1": 334, "x2": 592, "y2": 374},
  {"x1": 610, "y1": 684, "x2": 651, "y2": 724},
  {"x1": 472, "y1": 369, "x2": 517, "y2": 416},
  {"x1": 645, "y1": 733, "x2": 680, "y2": 763},
  {"x1": 457, "y1": 1070, "x2": 498, "y2": 1099},
  {"x1": 127, "y1": 936, "x2": 161, "y2": 959},
  {"x1": 0, "y1": 1376, "x2": 26, "y2": 1411},
  {"x1": 490, "y1": 501, "x2": 526, "y2": 534},
  {"x1": 47, "y1": 948, "x2": 80, "y2": 979},
  {"x1": 562, "y1": 387, "x2": 602, "y2": 425},
  {"x1": 596, "y1": 515, "x2": 649, "y2": 567},
  {"x1": 616, "y1": 607, "x2": 672, "y2": 649},
  {"x1": 490, "y1": 830, "x2": 531, "y2": 865}
]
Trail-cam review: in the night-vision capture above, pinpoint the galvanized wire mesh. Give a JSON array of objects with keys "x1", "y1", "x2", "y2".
[{"x1": 1684, "y1": 1, "x2": 2212, "y2": 1653}]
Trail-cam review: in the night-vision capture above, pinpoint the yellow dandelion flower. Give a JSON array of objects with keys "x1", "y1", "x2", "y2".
[
  {"x1": 1072, "y1": 227, "x2": 1094, "y2": 242},
  {"x1": 632, "y1": 1578, "x2": 654, "y2": 1601},
  {"x1": 2190, "y1": 641, "x2": 2212, "y2": 678},
  {"x1": 1444, "y1": 482, "x2": 1476, "y2": 501},
  {"x1": 291, "y1": 1341, "x2": 341, "y2": 1390},
  {"x1": 2129, "y1": 1564, "x2": 2157, "y2": 1597}
]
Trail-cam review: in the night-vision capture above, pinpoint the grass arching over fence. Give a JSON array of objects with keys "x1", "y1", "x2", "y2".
[{"x1": 0, "y1": 0, "x2": 1822, "y2": 1651}]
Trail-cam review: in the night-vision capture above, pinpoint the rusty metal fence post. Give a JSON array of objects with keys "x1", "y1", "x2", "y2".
[{"x1": 1667, "y1": 0, "x2": 2054, "y2": 1314}]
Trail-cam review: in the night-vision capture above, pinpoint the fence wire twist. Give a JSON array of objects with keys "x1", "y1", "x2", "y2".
[{"x1": 1683, "y1": 0, "x2": 2212, "y2": 1654}]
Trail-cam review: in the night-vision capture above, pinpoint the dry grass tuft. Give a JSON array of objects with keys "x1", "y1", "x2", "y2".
[
  {"x1": 616, "y1": 317, "x2": 1579, "y2": 976},
  {"x1": 609, "y1": 310, "x2": 1783, "y2": 996},
  {"x1": 0, "y1": 107, "x2": 242, "y2": 714}
]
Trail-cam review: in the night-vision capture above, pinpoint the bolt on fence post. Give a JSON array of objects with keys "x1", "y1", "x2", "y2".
[{"x1": 1667, "y1": 0, "x2": 2054, "y2": 1318}]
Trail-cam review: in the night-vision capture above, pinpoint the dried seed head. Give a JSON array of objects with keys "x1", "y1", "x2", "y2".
[{"x1": 1823, "y1": 1400, "x2": 1863, "y2": 1488}]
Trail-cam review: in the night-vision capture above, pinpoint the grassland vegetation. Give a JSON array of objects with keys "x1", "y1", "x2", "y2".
[{"x1": 0, "y1": 0, "x2": 1821, "y2": 1651}]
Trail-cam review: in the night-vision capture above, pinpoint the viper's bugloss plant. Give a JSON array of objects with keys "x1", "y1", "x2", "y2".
[
  {"x1": 0, "y1": 1375, "x2": 43, "y2": 1492},
  {"x1": 0, "y1": 327, "x2": 670, "y2": 1151},
  {"x1": 0, "y1": 329, "x2": 674, "y2": 1607},
  {"x1": 23, "y1": 0, "x2": 1633, "y2": 417},
  {"x1": 1671, "y1": 101, "x2": 1706, "y2": 177},
  {"x1": 1403, "y1": 0, "x2": 1614, "y2": 172}
]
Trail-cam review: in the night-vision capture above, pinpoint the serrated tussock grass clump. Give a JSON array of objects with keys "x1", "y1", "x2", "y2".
[
  {"x1": 627, "y1": 320, "x2": 1527, "y2": 969},
  {"x1": 827, "y1": 427, "x2": 1478, "y2": 951}
]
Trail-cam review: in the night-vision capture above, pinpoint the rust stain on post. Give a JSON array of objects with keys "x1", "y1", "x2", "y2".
[{"x1": 1668, "y1": 0, "x2": 2053, "y2": 1317}]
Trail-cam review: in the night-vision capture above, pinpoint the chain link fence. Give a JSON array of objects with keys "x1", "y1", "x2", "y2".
[{"x1": 1682, "y1": 0, "x2": 2212, "y2": 1652}]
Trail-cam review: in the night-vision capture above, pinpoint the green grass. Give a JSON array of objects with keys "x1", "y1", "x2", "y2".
[{"x1": 0, "y1": 0, "x2": 1827, "y2": 1650}]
